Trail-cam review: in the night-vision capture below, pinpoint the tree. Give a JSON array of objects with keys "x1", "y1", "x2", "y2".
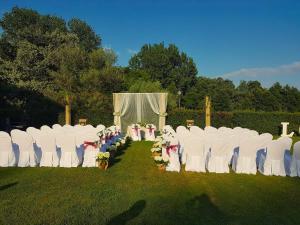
[
  {"x1": 129, "y1": 43, "x2": 197, "y2": 94},
  {"x1": 68, "y1": 18, "x2": 101, "y2": 52},
  {"x1": 50, "y1": 46, "x2": 88, "y2": 124}
]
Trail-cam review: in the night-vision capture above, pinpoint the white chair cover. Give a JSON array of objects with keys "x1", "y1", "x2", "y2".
[
  {"x1": 207, "y1": 138, "x2": 229, "y2": 173},
  {"x1": 185, "y1": 135, "x2": 206, "y2": 172},
  {"x1": 259, "y1": 139, "x2": 291, "y2": 176},
  {"x1": 26, "y1": 127, "x2": 43, "y2": 164},
  {"x1": 165, "y1": 137, "x2": 180, "y2": 172},
  {"x1": 176, "y1": 127, "x2": 190, "y2": 164},
  {"x1": 0, "y1": 131, "x2": 16, "y2": 167},
  {"x1": 290, "y1": 142, "x2": 300, "y2": 177},
  {"x1": 39, "y1": 132, "x2": 59, "y2": 167},
  {"x1": 190, "y1": 126, "x2": 205, "y2": 137},
  {"x1": 40, "y1": 125, "x2": 53, "y2": 133},
  {"x1": 204, "y1": 126, "x2": 218, "y2": 134},
  {"x1": 82, "y1": 133, "x2": 99, "y2": 167},
  {"x1": 57, "y1": 133, "x2": 80, "y2": 167},
  {"x1": 130, "y1": 124, "x2": 141, "y2": 141},
  {"x1": 11, "y1": 129, "x2": 36, "y2": 167},
  {"x1": 52, "y1": 124, "x2": 62, "y2": 129},
  {"x1": 145, "y1": 124, "x2": 156, "y2": 141},
  {"x1": 96, "y1": 124, "x2": 106, "y2": 131},
  {"x1": 233, "y1": 137, "x2": 258, "y2": 174}
]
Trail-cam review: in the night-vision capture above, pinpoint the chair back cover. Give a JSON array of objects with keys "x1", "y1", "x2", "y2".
[
  {"x1": 0, "y1": 131, "x2": 16, "y2": 167},
  {"x1": 11, "y1": 129, "x2": 36, "y2": 167},
  {"x1": 40, "y1": 125, "x2": 52, "y2": 132}
]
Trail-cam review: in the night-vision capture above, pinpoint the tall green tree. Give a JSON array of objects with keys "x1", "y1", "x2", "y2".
[
  {"x1": 129, "y1": 43, "x2": 197, "y2": 94},
  {"x1": 68, "y1": 18, "x2": 101, "y2": 52}
]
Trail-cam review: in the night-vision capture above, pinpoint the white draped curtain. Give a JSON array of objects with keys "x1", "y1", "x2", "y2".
[{"x1": 113, "y1": 93, "x2": 168, "y2": 133}]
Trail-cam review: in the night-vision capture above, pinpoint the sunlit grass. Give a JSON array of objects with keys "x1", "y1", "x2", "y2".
[{"x1": 0, "y1": 141, "x2": 300, "y2": 225}]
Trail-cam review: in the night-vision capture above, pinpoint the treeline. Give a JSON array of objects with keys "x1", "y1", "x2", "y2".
[{"x1": 0, "y1": 7, "x2": 300, "y2": 128}]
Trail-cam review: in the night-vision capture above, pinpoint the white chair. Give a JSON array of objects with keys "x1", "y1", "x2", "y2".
[
  {"x1": 190, "y1": 126, "x2": 205, "y2": 137},
  {"x1": 259, "y1": 139, "x2": 291, "y2": 176},
  {"x1": 204, "y1": 126, "x2": 218, "y2": 134},
  {"x1": 207, "y1": 138, "x2": 229, "y2": 173},
  {"x1": 290, "y1": 142, "x2": 300, "y2": 177},
  {"x1": 222, "y1": 135, "x2": 238, "y2": 165},
  {"x1": 233, "y1": 137, "x2": 258, "y2": 174},
  {"x1": 176, "y1": 127, "x2": 190, "y2": 164},
  {"x1": 165, "y1": 137, "x2": 180, "y2": 172},
  {"x1": 26, "y1": 127, "x2": 43, "y2": 164},
  {"x1": 57, "y1": 133, "x2": 79, "y2": 167},
  {"x1": 39, "y1": 132, "x2": 59, "y2": 167},
  {"x1": 52, "y1": 124, "x2": 62, "y2": 129},
  {"x1": 96, "y1": 124, "x2": 106, "y2": 131},
  {"x1": 0, "y1": 131, "x2": 16, "y2": 167},
  {"x1": 185, "y1": 135, "x2": 206, "y2": 172},
  {"x1": 40, "y1": 125, "x2": 53, "y2": 133},
  {"x1": 130, "y1": 124, "x2": 141, "y2": 141},
  {"x1": 176, "y1": 126, "x2": 187, "y2": 133},
  {"x1": 82, "y1": 133, "x2": 99, "y2": 167},
  {"x1": 256, "y1": 133, "x2": 273, "y2": 165},
  {"x1": 10, "y1": 129, "x2": 36, "y2": 167},
  {"x1": 145, "y1": 124, "x2": 156, "y2": 141},
  {"x1": 162, "y1": 125, "x2": 176, "y2": 135}
]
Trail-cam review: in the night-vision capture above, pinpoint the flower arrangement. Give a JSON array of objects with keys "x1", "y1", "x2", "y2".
[
  {"x1": 96, "y1": 152, "x2": 110, "y2": 170},
  {"x1": 152, "y1": 141, "x2": 162, "y2": 148},
  {"x1": 96, "y1": 152, "x2": 110, "y2": 162},
  {"x1": 154, "y1": 156, "x2": 169, "y2": 171},
  {"x1": 151, "y1": 147, "x2": 162, "y2": 157}
]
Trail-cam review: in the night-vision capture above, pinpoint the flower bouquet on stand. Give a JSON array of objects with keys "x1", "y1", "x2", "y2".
[
  {"x1": 96, "y1": 152, "x2": 110, "y2": 170},
  {"x1": 151, "y1": 147, "x2": 162, "y2": 157},
  {"x1": 154, "y1": 156, "x2": 169, "y2": 171}
]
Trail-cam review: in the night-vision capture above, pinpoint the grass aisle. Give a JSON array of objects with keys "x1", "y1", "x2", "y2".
[{"x1": 1, "y1": 141, "x2": 300, "y2": 225}]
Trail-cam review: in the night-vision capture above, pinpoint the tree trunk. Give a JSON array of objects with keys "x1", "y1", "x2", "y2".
[
  {"x1": 205, "y1": 96, "x2": 211, "y2": 127},
  {"x1": 65, "y1": 94, "x2": 71, "y2": 125}
]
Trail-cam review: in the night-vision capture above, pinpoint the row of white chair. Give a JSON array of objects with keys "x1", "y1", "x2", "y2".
[
  {"x1": 129, "y1": 123, "x2": 157, "y2": 141},
  {"x1": 0, "y1": 124, "x2": 120, "y2": 168},
  {"x1": 160, "y1": 125, "x2": 300, "y2": 177}
]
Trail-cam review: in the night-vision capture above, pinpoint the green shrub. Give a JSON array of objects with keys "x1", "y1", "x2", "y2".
[{"x1": 167, "y1": 108, "x2": 300, "y2": 135}]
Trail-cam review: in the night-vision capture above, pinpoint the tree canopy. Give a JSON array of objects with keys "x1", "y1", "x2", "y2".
[{"x1": 0, "y1": 7, "x2": 300, "y2": 128}]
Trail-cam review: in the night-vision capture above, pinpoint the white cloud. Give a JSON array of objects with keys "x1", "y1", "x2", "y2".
[
  {"x1": 127, "y1": 48, "x2": 137, "y2": 55},
  {"x1": 222, "y1": 61, "x2": 300, "y2": 79}
]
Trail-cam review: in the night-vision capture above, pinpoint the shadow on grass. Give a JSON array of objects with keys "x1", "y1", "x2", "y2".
[
  {"x1": 106, "y1": 200, "x2": 146, "y2": 225},
  {"x1": 0, "y1": 182, "x2": 18, "y2": 191},
  {"x1": 109, "y1": 139, "x2": 132, "y2": 168},
  {"x1": 185, "y1": 194, "x2": 229, "y2": 225}
]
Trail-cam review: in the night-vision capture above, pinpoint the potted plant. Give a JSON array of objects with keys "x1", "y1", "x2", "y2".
[
  {"x1": 96, "y1": 152, "x2": 110, "y2": 170},
  {"x1": 154, "y1": 156, "x2": 169, "y2": 171}
]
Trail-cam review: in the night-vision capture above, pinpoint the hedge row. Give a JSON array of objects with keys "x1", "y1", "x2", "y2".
[{"x1": 166, "y1": 109, "x2": 300, "y2": 135}]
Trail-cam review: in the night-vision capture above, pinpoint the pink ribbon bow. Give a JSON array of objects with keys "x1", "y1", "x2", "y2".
[
  {"x1": 166, "y1": 145, "x2": 178, "y2": 156},
  {"x1": 148, "y1": 127, "x2": 155, "y2": 135},
  {"x1": 132, "y1": 127, "x2": 139, "y2": 136},
  {"x1": 83, "y1": 141, "x2": 97, "y2": 150}
]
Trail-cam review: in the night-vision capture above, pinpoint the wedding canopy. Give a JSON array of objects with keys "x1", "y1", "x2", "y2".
[{"x1": 113, "y1": 93, "x2": 168, "y2": 133}]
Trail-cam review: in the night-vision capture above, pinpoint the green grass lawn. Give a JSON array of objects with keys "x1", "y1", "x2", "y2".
[{"x1": 1, "y1": 140, "x2": 300, "y2": 225}]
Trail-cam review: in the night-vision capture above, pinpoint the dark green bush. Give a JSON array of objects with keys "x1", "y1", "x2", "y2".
[{"x1": 167, "y1": 108, "x2": 300, "y2": 135}]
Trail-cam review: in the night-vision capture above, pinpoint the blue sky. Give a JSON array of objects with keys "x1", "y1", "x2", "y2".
[{"x1": 1, "y1": 0, "x2": 300, "y2": 88}]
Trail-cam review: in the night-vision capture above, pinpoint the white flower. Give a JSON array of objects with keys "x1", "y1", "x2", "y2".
[{"x1": 154, "y1": 156, "x2": 162, "y2": 161}]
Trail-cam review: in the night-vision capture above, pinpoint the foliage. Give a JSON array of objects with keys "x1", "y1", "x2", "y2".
[
  {"x1": 68, "y1": 18, "x2": 101, "y2": 52},
  {"x1": 1, "y1": 6, "x2": 300, "y2": 131},
  {"x1": 129, "y1": 43, "x2": 197, "y2": 95},
  {"x1": 167, "y1": 108, "x2": 300, "y2": 135}
]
